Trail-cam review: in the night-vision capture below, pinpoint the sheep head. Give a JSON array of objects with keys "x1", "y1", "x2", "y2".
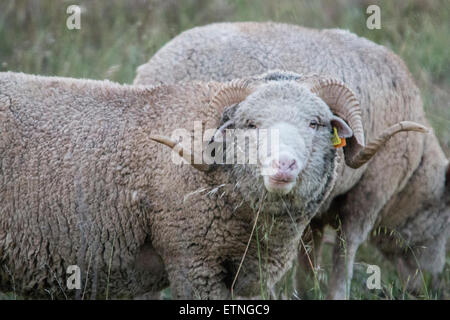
[
  {"x1": 151, "y1": 71, "x2": 429, "y2": 196},
  {"x1": 208, "y1": 79, "x2": 351, "y2": 195}
]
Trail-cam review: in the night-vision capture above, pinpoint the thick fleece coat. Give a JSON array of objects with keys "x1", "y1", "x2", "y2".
[
  {"x1": 135, "y1": 22, "x2": 450, "y2": 298},
  {"x1": 0, "y1": 72, "x2": 340, "y2": 299}
]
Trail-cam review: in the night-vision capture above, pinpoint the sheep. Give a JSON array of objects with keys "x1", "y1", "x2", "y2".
[
  {"x1": 0, "y1": 72, "x2": 177, "y2": 299},
  {"x1": 134, "y1": 22, "x2": 450, "y2": 299},
  {"x1": 0, "y1": 70, "x2": 427, "y2": 299}
]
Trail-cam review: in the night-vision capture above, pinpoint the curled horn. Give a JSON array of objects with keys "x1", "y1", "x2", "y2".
[
  {"x1": 302, "y1": 75, "x2": 428, "y2": 168},
  {"x1": 346, "y1": 121, "x2": 429, "y2": 168},
  {"x1": 208, "y1": 78, "x2": 254, "y2": 114}
]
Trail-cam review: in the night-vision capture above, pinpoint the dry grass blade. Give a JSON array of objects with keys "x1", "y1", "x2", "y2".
[{"x1": 231, "y1": 192, "x2": 267, "y2": 298}]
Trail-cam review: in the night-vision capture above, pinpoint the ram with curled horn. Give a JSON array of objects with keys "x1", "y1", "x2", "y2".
[{"x1": 145, "y1": 66, "x2": 434, "y2": 299}]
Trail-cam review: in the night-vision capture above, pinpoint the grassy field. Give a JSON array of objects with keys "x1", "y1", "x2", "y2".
[{"x1": 0, "y1": 0, "x2": 448, "y2": 299}]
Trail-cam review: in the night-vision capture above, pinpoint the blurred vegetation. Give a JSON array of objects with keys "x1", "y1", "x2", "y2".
[{"x1": 0, "y1": 0, "x2": 448, "y2": 299}]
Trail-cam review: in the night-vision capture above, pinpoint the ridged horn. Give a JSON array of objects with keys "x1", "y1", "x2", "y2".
[
  {"x1": 301, "y1": 76, "x2": 365, "y2": 168},
  {"x1": 301, "y1": 75, "x2": 429, "y2": 168},
  {"x1": 209, "y1": 79, "x2": 254, "y2": 112},
  {"x1": 346, "y1": 121, "x2": 429, "y2": 168},
  {"x1": 149, "y1": 135, "x2": 210, "y2": 172}
]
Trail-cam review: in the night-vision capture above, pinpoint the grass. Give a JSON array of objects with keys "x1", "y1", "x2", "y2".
[
  {"x1": 292, "y1": 227, "x2": 450, "y2": 300},
  {"x1": 0, "y1": 0, "x2": 448, "y2": 299}
]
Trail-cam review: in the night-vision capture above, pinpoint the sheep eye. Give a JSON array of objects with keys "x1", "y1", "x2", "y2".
[
  {"x1": 309, "y1": 120, "x2": 319, "y2": 129},
  {"x1": 246, "y1": 120, "x2": 257, "y2": 129}
]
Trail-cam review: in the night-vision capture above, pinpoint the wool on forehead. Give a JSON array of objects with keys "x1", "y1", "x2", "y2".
[{"x1": 237, "y1": 81, "x2": 333, "y2": 121}]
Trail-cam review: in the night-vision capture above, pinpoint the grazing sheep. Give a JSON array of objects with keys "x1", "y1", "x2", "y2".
[
  {"x1": 134, "y1": 22, "x2": 450, "y2": 299},
  {"x1": 0, "y1": 71, "x2": 425, "y2": 299}
]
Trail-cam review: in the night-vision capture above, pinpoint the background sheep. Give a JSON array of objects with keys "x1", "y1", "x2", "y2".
[{"x1": 134, "y1": 22, "x2": 449, "y2": 299}]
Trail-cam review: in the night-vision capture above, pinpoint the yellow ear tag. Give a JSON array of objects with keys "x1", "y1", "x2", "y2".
[{"x1": 331, "y1": 127, "x2": 346, "y2": 148}]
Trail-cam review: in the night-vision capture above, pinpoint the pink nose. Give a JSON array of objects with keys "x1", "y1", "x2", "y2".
[{"x1": 271, "y1": 156, "x2": 298, "y2": 173}]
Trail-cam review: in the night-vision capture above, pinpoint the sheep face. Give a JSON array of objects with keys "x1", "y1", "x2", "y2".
[{"x1": 216, "y1": 81, "x2": 352, "y2": 200}]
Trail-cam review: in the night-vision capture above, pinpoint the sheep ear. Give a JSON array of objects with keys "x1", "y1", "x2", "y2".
[
  {"x1": 331, "y1": 115, "x2": 353, "y2": 138},
  {"x1": 210, "y1": 104, "x2": 238, "y2": 142}
]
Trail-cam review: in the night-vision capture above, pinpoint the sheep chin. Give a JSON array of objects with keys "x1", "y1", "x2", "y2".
[
  {"x1": 263, "y1": 177, "x2": 296, "y2": 195},
  {"x1": 230, "y1": 165, "x2": 306, "y2": 215}
]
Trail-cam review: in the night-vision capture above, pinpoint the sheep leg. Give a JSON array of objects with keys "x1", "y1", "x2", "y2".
[
  {"x1": 295, "y1": 222, "x2": 325, "y2": 299},
  {"x1": 326, "y1": 174, "x2": 400, "y2": 299},
  {"x1": 326, "y1": 226, "x2": 364, "y2": 300}
]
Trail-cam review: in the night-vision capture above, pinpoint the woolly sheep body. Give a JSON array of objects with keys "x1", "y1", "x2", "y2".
[
  {"x1": 135, "y1": 22, "x2": 449, "y2": 298},
  {"x1": 0, "y1": 73, "x2": 175, "y2": 298},
  {"x1": 0, "y1": 72, "x2": 341, "y2": 299}
]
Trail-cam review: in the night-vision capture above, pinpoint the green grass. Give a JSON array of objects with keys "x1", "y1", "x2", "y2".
[
  {"x1": 290, "y1": 228, "x2": 450, "y2": 300},
  {"x1": 0, "y1": 0, "x2": 448, "y2": 299}
]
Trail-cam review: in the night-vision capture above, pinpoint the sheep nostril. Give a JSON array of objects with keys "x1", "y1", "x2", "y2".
[{"x1": 271, "y1": 158, "x2": 297, "y2": 172}]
